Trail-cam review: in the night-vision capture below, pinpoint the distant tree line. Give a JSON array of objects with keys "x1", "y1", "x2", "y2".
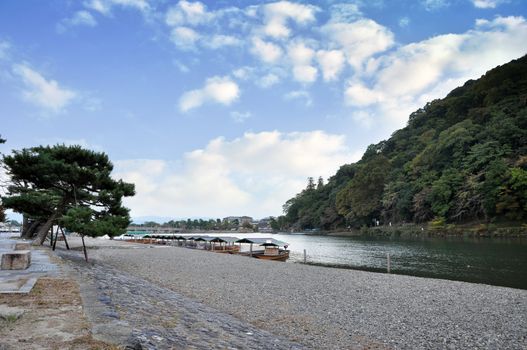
[{"x1": 135, "y1": 218, "x2": 258, "y2": 231}]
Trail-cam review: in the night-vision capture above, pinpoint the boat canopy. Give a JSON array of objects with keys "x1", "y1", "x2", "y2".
[
  {"x1": 235, "y1": 238, "x2": 289, "y2": 247},
  {"x1": 209, "y1": 236, "x2": 239, "y2": 243},
  {"x1": 140, "y1": 234, "x2": 287, "y2": 246}
]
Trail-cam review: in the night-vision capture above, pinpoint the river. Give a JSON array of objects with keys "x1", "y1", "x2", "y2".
[{"x1": 216, "y1": 232, "x2": 527, "y2": 290}]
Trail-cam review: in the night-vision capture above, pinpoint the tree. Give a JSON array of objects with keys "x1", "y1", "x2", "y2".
[
  {"x1": 317, "y1": 176, "x2": 324, "y2": 190},
  {"x1": 336, "y1": 156, "x2": 390, "y2": 224},
  {"x1": 306, "y1": 177, "x2": 315, "y2": 191},
  {"x1": 3, "y1": 145, "x2": 135, "y2": 245}
]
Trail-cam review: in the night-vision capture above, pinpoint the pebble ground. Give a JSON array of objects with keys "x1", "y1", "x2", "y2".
[{"x1": 59, "y1": 239, "x2": 527, "y2": 349}]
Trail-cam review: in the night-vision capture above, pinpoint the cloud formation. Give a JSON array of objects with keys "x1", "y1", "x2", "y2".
[
  {"x1": 113, "y1": 131, "x2": 358, "y2": 218},
  {"x1": 13, "y1": 64, "x2": 76, "y2": 113},
  {"x1": 84, "y1": 0, "x2": 150, "y2": 15},
  {"x1": 472, "y1": 0, "x2": 507, "y2": 8},
  {"x1": 344, "y1": 16, "x2": 527, "y2": 127},
  {"x1": 179, "y1": 76, "x2": 240, "y2": 111},
  {"x1": 57, "y1": 11, "x2": 97, "y2": 32}
]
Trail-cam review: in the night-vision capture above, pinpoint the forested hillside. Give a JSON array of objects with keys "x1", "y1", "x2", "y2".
[{"x1": 281, "y1": 55, "x2": 527, "y2": 231}]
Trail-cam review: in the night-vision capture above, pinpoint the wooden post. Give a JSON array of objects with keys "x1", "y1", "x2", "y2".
[
  {"x1": 250, "y1": 243, "x2": 253, "y2": 257},
  {"x1": 303, "y1": 249, "x2": 307, "y2": 263},
  {"x1": 387, "y1": 253, "x2": 391, "y2": 274},
  {"x1": 60, "y1": 227, "x2": 70, "y2": 250},
  {"x1": 49, "y1": 226, "x2": 54, "y2": 248},
  {"x1": 81, "y1": 235, "x2": 88, "y2": 262},
  {"x1": 52, "y1": 226, "x2": 59, "y2": 251}
]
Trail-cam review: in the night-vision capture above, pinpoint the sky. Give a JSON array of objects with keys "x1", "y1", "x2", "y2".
[{"x1": 0, "y1": 0, "x2": 526, "y2": 222}]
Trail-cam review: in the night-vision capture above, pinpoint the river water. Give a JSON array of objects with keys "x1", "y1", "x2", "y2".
[{"x1": 218, "y1": 232, "x2": 527, "y2": 290}]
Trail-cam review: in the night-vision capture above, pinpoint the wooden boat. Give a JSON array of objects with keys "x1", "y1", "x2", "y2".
[
  {"x1": 253, "y1": 249, "x2": 290, "y2": 261},
  {"x1": 239, "y1": 240, "x2": 290, "y2": 262}
]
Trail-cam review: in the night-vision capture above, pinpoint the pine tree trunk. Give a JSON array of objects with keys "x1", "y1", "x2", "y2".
[
  {"x1": 22, "y1": 219, "x2": 40, "y2": 239},
  {"x1": 32, "y1": 212, "x2": 58, "y2": 246},
  {"x1": 21, "y1": 215, "x2": 29, "y2": 238}
]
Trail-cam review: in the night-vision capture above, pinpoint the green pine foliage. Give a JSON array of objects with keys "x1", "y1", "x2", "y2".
[
  {"x1": 282, "y1": 55, "x2": 527, "y2": 230},
  {"x1": 3, "y1": 144, "x2": 135, "y2": 243}
]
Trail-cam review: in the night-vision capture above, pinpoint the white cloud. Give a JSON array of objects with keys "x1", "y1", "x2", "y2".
[
  {"x1": 12, "y1": 64, "x2": 76, "y2": 113},
  {"x1": 399, "y1": 17, "x2": 410, "y2": 28},
  {"x1": 422, "y1": 0, "x2": 450, "y2": 11},
  {"x1": 230, "y1": 111, "x2": 252, "y2": 123},
  {"x1": 261, "y1": 1, "x2": 319, "y2": 39},
  {"x1": 472, "y1": 0, "x2": 507, "y2": 8},
  {"x1": 352, "y1": 110, "x2": 374, "y2": 128},
  {"x1": 84, "y1": 0, "x2": 150, "y2": 15},
  {"x1": 288, "y1": 41, "x2": 318, "y2": 83},
  {"x1": 232, "y1": 66, "x2": 253, "y2": 80},
  {"x1": 322, "y1": 19, "x2": 394, "y2": 70},
  {"x1": 250, "y1": 37, "x2": 283, "y2": 63},
  {"x1": 166, "y1": 0, "x2": 214, "y2": 26},
  {"x1": 284, "y1": 90, "x2": 312, "y2": 107},
  {"x1": 174, "y1": 60, "x2": 190, "y2": 73},
  {"x1": 344, "y1": 16, "x2": 527, "y2": 127},
  {"x1": 179, "y1": 76, "x2": 240, "y2": 112},
  {"x1": 0, "y1": 41, "x2": 10, "y2": 60},
  {"x1": 58, "y1": 11, "x2": 97, "y2": 33},
  {"x1": 258, "y1": 73, "x2": 280, "y2": 88},
  {"x1": 170, "y1": 26, "x2": 201, "y2": 50},
  {"x1": 203, "y1": 35, "x2": 243, "y2": 49},
  {"x1": 113, "y1": 131, "x2": 358, "y2": 218},
  {"x1": 292, "y1": 65, "x2": 317, "y2": 83},
  {"x1": 316, "y1": 50, "x2": 345, "y2": 81},
  {"x1": 328, "y1": 3, "x2": 362, "y2": 23},
  {"x1": 344, "y1": 82, "x2": 381, "y2": 107}
]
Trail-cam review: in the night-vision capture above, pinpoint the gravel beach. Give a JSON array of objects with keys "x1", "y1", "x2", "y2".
[{"x1": 65, "y1": 238, "x2": 527, "y2": 349}]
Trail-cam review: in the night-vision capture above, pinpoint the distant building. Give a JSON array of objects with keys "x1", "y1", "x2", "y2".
[
  {"x1": 257, "y1": 217, "x2": 274, "y2": 232},
  {"x1": 223, "y1": 216, "x2": 253, "y2": 225}
]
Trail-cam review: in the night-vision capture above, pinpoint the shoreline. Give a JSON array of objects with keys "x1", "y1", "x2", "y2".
[
  {"x1": 59, "y1": 237, "x2": 527, "y2": 349},
  {"x1": 309, "y1": 223, "x2": 527, "y2": 238}
]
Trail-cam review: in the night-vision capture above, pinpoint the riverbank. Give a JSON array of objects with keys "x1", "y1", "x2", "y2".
[
  {"x1": 57, "y1": 237, "x2": 527, "y2": 349},
  {"x1": 321, "y1": 222, "x2": 527, "y2": 238}
]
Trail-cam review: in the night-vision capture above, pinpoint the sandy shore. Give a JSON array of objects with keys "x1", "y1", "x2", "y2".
[{"x1": 63, "y1": 237, "x2": 527, "y2": 349}]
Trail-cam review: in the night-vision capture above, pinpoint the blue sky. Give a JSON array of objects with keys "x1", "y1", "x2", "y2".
[{"x1": 1, "y1": 0, "x2": 526, "y2": 221}]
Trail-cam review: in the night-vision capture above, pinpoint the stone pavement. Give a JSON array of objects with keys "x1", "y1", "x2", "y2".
[
  {"x1": 0, "y1": 238, "x2": 60, "y2": 294},
  {"x1": 56, "y1": 249, "x2": 306, "y2": 350}
]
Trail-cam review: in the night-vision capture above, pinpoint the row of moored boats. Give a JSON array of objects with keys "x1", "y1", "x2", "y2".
[{"x1": 118, "y1": 234, "x2": 290, "y2": 261}]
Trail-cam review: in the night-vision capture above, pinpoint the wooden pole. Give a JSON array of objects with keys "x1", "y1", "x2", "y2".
[
  {"x1": 303, "y1": 249, "x2": 307, "y2": 263},
  {"x1": 52, "y1": 226, "x2": 59, "y2": 251},
  {"x1": 250, "y1": 243, "x2": 253, "y2": 257},
  {"x1": 387, "y1": 253, "x2": 391, "y2": 274},
  {"x1": 60, "y1": 227, "x2": 70, "y2": 250},
  {"x1": 49, "y1": 226, "x2": 54, "y2": 248},
  {"x1": 81, "y1": 235, "x2": 88, "y2": 262}
]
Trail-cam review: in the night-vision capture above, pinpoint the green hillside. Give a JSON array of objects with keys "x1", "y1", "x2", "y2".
[{"x1": 280, "y1": 55, "x2": 527, "y2": 231}]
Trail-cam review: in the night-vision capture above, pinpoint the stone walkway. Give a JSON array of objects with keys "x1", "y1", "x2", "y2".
[
  {"x1": 56, "y1": 249, "x2": 305, "y2": 350},
  {"x1": 0, "y1": 238, "x2": 60, "y2": 294}
]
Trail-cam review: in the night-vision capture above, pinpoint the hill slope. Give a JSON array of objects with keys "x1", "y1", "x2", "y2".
[{"x1": 281, "y1": 55, "x2": 527, "y2": 230}]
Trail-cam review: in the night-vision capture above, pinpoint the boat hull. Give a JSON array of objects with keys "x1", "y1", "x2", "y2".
[{"x1": 253, "y1": 251, "x2": 290, "y2": 262}]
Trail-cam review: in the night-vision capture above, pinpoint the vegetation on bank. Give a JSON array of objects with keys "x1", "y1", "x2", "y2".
[{"x1": 279, "y1": 55, "x2": 527, "y2": 232}]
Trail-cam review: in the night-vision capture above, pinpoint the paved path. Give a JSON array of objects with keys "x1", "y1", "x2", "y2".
[
  {"x1": 0, "y1": 238, "x2": 60, "y2": 293},
  {"x1": 57, "y1": 249, "x2": 305, "y2": 350}
]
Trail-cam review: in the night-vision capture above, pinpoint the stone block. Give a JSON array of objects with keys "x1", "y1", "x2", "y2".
[
  {"x1": 14, "y1": 242, "x2": 31, "y2": 250},
  {"x1": 1, "y1": 250, "x2": 31, "y2": 270}
]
